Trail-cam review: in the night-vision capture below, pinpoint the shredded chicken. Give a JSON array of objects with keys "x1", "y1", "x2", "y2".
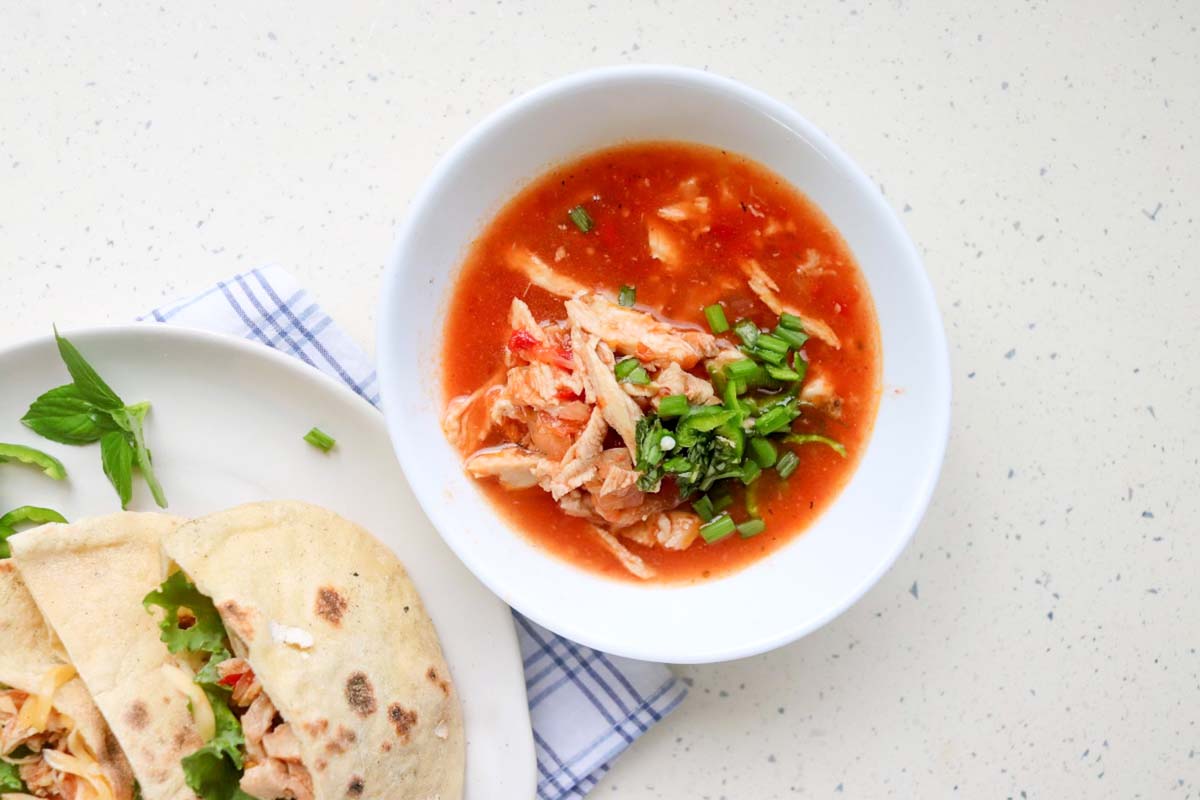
[
  {"x1": 654, "y1": 363, "x2": 717, "y2": 406},
  {"x1": 738, "y1": 258, "x2": 840, "y2": 348},
  {"x1": 219, "y1": 661, "x2": 314, "y2": 800},
  {"x1": 799, "y1": 369, "x2": 843, "y2": 417},
  {"x1": 465, "y1": 445, "x2": 547, "y2": 489},
  {"x1": 505, "y1": 248, "x2": 588, "y2": 297},
  {"x1": 646, "y1": 219, "x2": 683, "y2": 266},
  {"x1": 566, "y1": 294, "x2": 721, "y2": 369},
  {"x1": 0, "y1": 687, "x2": 87, "y2": 800},
  {"x1": 572, "y1": 330, "x2": 643, "y2": 456},
  {"x1": 589, "y1": 525, "x2": 655, "y2": 580},
  {"x1": 620, "y1": 511, "x2": 703, "y2": 551}
]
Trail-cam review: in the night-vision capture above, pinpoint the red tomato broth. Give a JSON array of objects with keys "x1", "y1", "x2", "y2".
[{"x1": 442, "y1": 141, "x2": 880, "y2": 583}]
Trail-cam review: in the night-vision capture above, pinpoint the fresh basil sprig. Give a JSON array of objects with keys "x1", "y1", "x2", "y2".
[{"x1": 20, "y1": 328, "x2": 167, "y2": 509}]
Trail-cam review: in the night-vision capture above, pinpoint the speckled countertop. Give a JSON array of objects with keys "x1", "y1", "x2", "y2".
[{"x1": 2, "y1": 2, "x2": 1198, "y2": 797}]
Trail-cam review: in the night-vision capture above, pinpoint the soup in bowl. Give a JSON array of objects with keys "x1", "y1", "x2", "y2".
[{"x1": 379, "y1": 66, "x2": 949, "y2": 662}]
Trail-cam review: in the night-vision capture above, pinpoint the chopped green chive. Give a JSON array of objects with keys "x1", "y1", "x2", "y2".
[
  {"x1": 737, "y1": 518, "x2": 766, "y2": 537},
  {"x1": 756, "y1": 333, "x2": 790, "y2": 354},
  {"x1": 704, "y1": 303, "x2": 730, "y2": 333},
  {"x1": 749, "y1": 346, "x2": 786, "y2": 366},
  {"x1": 725, "y1": 359, "x2": 759, "y2": 381},
  {"x1": 733, "y1": 319, "x2": 760, "y2": 347},
  {"x1": 658, "y1": 394, "x2": 688, "y2": 417},
  {"x1": 618, "y1": 284, "x2": 636, "y2": 307},
  {"x1": 741, "y1": 459, "x2": 762, "y2": 485},
  {"x1": 773, "y1": 326, "x2": 809, "y2": 349},
  {"x1": 692, "y1": 495, "x2": 716, "y2": 522},
  {"x1": 614, "y1": 358, "x2": 643, "y2": 381},
  {"x1": 699, "y1": 513, "x2": 736, "y2": 543},
  {"x1": 745, "y1": 481, "x2": 761, "y2": 517},
  {"x1": 748, "y1": 437, "x2": 778, "y2": 468},
  {"x1": 682, "y1": 407, "x2": 737, "y2": 432},
  {"x1": 776, "y1": 450, "x2": 800, "y2": 478},
  {"x1": 779, "y1": 312, "x2": 805, "y2": 331},
  {"x1": 710, "y1": 490, "x2": 733, "y2": 512},
  {"x1": 568, "y1": 205, "x2": 593, "y2": 232},
  {"x1": 765, "y1": 365, "x2": 802, "y2": 382},
  {"x1": 754, "y1": 405, "x2": 797, "y2": 436},
  {"x1": 792, "y1": 353, "x2": 809, "y2": 382},
  {"x1": 664, "y1": 456, "x2": 692, "y2": 473},
  {"x1": 784, "y1": 433, "x2": 847, "y2": 457},
  {"x1": 303, "y1": 427, "x2": 336, "y2": 452}
]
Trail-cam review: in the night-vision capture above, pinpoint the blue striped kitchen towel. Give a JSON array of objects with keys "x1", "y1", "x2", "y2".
[{"x1": 142, "y1": 265, "x2": 688, "y2": 799}]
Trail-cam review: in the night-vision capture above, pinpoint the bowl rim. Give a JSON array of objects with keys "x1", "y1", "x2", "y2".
[{"x1": 379, "y1": 64, "x2": 951, "y2": 662}]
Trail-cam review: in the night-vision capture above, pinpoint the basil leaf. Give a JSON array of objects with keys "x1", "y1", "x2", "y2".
[
  {"x1": 21, "y1": 384, "x2": 115, "y2": 444},
  {"x1": 54, "y1": 327, "x2": 124, "y2": 411},
  {"x1": 115, "y1": 405, "x2": 167, "y2": 509},
  {"x1": 100, "y1": 431, "x2": 134, "y2": 509}
]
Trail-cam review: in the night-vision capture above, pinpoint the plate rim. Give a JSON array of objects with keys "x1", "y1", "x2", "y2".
[{"x1": 0, "y1": 321, "x2": 537, "y2": 795}]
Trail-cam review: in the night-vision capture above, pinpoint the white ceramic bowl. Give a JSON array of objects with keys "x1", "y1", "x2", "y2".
[{"x1": 379, "y1": 65, "x2": 950, "y2": 663}]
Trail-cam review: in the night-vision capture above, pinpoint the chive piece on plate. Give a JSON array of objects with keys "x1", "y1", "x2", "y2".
[
  {"x1": 704, "y1": 303, "x2": 730, "y2": 334},
  {"x1": 568, "y1": 205, "x2": 593, "y2": 232},
  {"x1": 779, "y1": 312, "x2": 805, "y2": 331},
  {"x1": 741, "y1": 459, "x2": 763, "y2": 485},
  {"x1": 756, "y1": 333, "x2": 790, "y2": 354},
  {"x1": 737, "y1": 518, "x2": 766, "y2": 537},
  {"x1": 765, "y1": 365, "x2": 802, "y2": 382},
  {"x1": 692, "y1": 495, "x2": 716, "y2": 522},
  {"x1": 658, "y1": 394, "x2": 689, "y2": 418},
  {"x1": 776, "y1": 450, "x2": 800, "y2": 478},
  {"x1": 754, "y1": 405, "x2": 796, "y2": 436},
  {"x1": 304, "y1": 427, "x2": 336, "y2": 452},
  {"x1": 614, "y1": 358, "x2": 641, "y2": 381},
  {"x1": 618, "y1": 284, "x2": 636, "y2": 307},
  {"x1": 699, "y1": 513, "x2": 736, "y2": 543},
  {"x1": 725, "y1": 359, "x2": 759, "y2": 381}
]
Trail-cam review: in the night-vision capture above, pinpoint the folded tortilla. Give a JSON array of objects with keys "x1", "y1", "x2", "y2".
[
  {"x1": 0, "y1": 558, "x2": 136, "y2": 800},
  {"x1": 9, "y1": 512, "x2": 200, "y2": 800},
  {"x1": 160, "y1": 500, "x2": 465, "y2": 800}
]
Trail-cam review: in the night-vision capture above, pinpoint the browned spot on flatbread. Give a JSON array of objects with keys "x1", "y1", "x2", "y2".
[
  {"x1": 324, "y1": 725, "x2": 357, "y2": 755},
  {"x1": 125, "y1": 700, "x2": 149, "y2": 730},
  {"x1": 0, "y1": 562, "x2": 13, "y2": 574},
  {"x1": 315, "y1": 758, "x2": 327, "y2": 772},
  {"x1": 173, "y1": 729, "x2": 194, "y2": 752},
  {"x1": 426, "y1": 666, "x2": 451, "y2": 697},
  {"x1": 388, "y1": 703, "x2": 418, "y2": 742},
  {"x1": 316, "y1": 586, "x2": 348, "y2": 625},
  {"x1": 381, "y1": 740, "x2": 392, "y2": 753},
  {"x1": 344, "y1": 672, "x2": 376, "y2": 717},
  {"x1": 304, "y1": 718, "x2": 329, "y2": 737},
  {"x1": 347, "y1": 777, "x2": 365, "y2": 797},
  {"x1": 219, "y1": 599, "x2": 255, "y2": 639}
]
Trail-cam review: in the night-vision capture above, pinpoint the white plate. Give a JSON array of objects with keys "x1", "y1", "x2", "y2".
[{"x1": 0, "y1": 324, "x2": 536, "y2": 798}]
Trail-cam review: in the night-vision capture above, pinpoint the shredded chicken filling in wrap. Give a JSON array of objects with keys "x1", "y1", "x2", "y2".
[{"x1": 0, "y1": 668, "x2": 118, "y2": 800}]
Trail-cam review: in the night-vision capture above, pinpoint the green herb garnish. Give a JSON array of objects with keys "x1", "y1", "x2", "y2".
[
  {"x1": 21, "y1": 329, "x2": 166, "y2": 509},
  {"x1": 143, "y1": 571, "x2": 227, "y2": 655},
  {"x1": 618, "y1": 285, "x2": 636, "y2": 307},
  {"x1": 704, "y1": 303, "x2": 729, "y2": 334},
  {"x1": 303, "y1": 427, "x2": 336, "y2": 452},
  {"x1": 568, "y1": 205, "x2": 594, "y2": 233},
  {"x1": 0, "y1": 761, "x2": 25, "y2": 793},
  {"x1": 699, "y1": 513, "x2": 736, "y2": 543},
  {"x1": 614, "y1": 358, "x2": 651, "y2": 385}
]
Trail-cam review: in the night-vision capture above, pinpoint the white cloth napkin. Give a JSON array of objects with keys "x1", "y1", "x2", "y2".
[{"x1": 143, "y1": 266, "x2": 688, "y2": 799}]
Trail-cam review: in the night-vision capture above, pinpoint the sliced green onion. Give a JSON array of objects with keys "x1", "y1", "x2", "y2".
[
  {"x1": 733, "y1": 319, "x2": 760, "y2": 347},
  {"x1": 618, "y1": 284, "x2": 636, "y2": 307},
  {"x1": 754, "y1": 405, "x2": 797, "y2": 436},
  {"x1": 725, "y1": 359, "x2": 759, "y2": 381},
  {"x1": 737, "y1": 518, "x2": 766, "y2": 538},
  {"x1": 303, "y1": 427, "x2": 336, "y2": 452},
  {"x1": 792, "y1": 354, "x2": 809, "y2": 383},
  {"x1": 568, "y1": 205, "x2": 593, "y2": 232},
  {"x1": 745, "y1": 481, "x2": 761, "y2": 517},
  {"x1": 718, "y1": 422, "x2": 745, "y2": 461},
  {"x1": 699, "y1": 513, "x2": 736, "y2": 543},
  {"x1": 765, "y1": 365, "x2": 802, "y2": 382},
  {"x1": 785, "y1": 433, "x2": 847, "y2": 457},
  {"x1": 627, "y1": 367, "x2": 651, "y2": 385},
  {"x1": 751, "y1": 347, "x2": 786, "y2": 366},
  {"x1": 614, "y1": 358, "x2": 643, "y2": 381},
  {"x1": 681, "y1": 407, "x2": 736, "y2": 432},
  {"x1": 704, "y1": 304, "x2": 730, "y2": 333},
  {"x1": 748, "y1": 437, "x2": 778, "y2": 468},
  {"x1": 779, "y1": 312, "x2": 805, "y2": 331},
  {"x1": 776, "y1": 450, "x2": 800, "y2": 479},
  {"x1": 773, "y1": 326, "x2": 809, "y2": 349},
  {"x1": 710, "y1": 490, "x2": 733, "y2": 512},
  {"x1": 658, "y1": 394, "x2": 688, "y2": 417},
  {"x1": 663, "y1": 457, "x2": 692, "y2": 473},
  {"x1": 741, "y1": 459, "x2": 762, "y2": 485},
  {"x1": 756, "y1": 333, "x2": 790, "y2": 354},
  {"x1": 692, "y1": 495, "x2": 716, "y2": 522}
]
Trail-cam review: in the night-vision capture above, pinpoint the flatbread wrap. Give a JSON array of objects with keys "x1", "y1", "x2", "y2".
[
  {"x1": 0, "y1": 558, "x2": 135, "y2": 800},
  {"x1": 150, "y1": 501, "x2": 465, "y2": 800},
  {"x1": 9, "y1": 513, "x2": 198, "y2": 800}
]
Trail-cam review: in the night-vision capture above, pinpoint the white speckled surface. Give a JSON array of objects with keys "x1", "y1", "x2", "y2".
[{"x1": 2, "y1": 2, "x2": 1198, "y2": 796}]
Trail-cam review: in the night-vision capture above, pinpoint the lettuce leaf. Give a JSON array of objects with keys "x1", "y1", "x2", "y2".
[
  {"x1": 181, "y1": 685, "x2": 254, "y2": 800},
  {"x1": 143, "y1": 571, "x2": 228, "y2": 655},
  {"x1": 0, "y1": 760, "x2": 26, "y2": 792}
]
